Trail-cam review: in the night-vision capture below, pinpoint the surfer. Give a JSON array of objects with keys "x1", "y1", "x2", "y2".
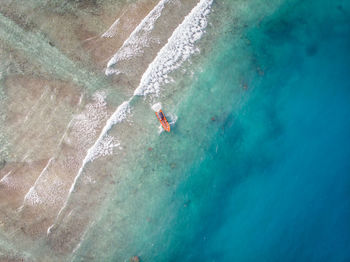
[{"x1": 155, "y1": 110, "x2": 171, "y2": 132}]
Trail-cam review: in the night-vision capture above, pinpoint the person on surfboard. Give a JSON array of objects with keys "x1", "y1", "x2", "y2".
[{"x1": 155, "y1": 110, "x2": 170, "y2": 132}]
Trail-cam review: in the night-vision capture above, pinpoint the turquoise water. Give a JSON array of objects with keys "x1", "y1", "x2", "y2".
[
  {"x1": 71, "y1": 0, "x2": 350, "y2": 261},
  {"x1": 172, "y1": 0, "x2": 350, "y2": 261}
]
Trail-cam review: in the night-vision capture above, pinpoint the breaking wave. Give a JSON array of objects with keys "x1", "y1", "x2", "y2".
[
  {"x1": 105, "y1": 0, "x2": 171, "y2": 75},
  {"x1": 134, "y1": 0, "x2": 213, "y2": 96}
]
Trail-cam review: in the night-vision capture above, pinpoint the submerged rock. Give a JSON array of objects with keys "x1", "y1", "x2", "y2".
[
  {"x1": 184, "y1": 200, "x2": 191, "y2": 207},
  {"x1": 130, "y1": 256, "x2": 140, "y2": 262},
  {"x1": 0, "y1": 159, "x2": 6, "y2": 170}
]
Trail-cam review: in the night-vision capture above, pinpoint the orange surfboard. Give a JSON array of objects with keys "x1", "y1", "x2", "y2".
[{"x1": 155, "y1": 109, "x2": 170, "y2": 132}]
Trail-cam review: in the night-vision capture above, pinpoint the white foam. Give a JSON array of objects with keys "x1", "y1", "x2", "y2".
[
  {"x1": 151, "y1": 102, "x2": 162, "y2": 112},
  {"x1": 167, "y1": 112, "x2": 178, "y2": 126},
  {"x1": 105, "y1": 0, "x2": 171, "y2": 75},
  {"x1": 101, "y1": 8, "x2": 129, "y2": 38},
  {"x1": 88, "y1": 135, "x2": 120, "y2": 162},
  {"x1": 69, "y1": 91, "x2": 108, "y2": 149},
  {"x1": 0, "y1": 171, "x2": 12, "y2": 184},
  {"x1": 47, "y1": 0, "x2": 213, "y2": 234},
  {"x1": 0, "y1": 171, "x2": 18, "y2": 189},
  {"x1": 134, "y1": 0, "x2": 213, "y2": 96},
  {"x1": 101, "y1": 17, "x2": 121, "y2": 38},
  {"x1": 158, "y1": 124, "x2": 164, "y2": 134},
  {"x1": 24, "y1": 187, "x2": 43, "y2": 205},
  {"x1": 48, "y1": 99, "x2": 132, "y2": 235},
  {"x1": 26, "y1": 176, "x2": 65, "y2": 207},
  {"x1": 68, "y1": 99, "x2": 131, "y2": 195},
  {"x1": 21, "y1": 157, "x2": 54, "y2": 206}
]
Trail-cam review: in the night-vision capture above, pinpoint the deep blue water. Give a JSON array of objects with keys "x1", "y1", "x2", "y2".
[
  {"x1": 172, "y1": 0, "x2": 350, "y2": 261},
  {"x1": 74, "y1": 1, "x2": 350, "y2": 261}
]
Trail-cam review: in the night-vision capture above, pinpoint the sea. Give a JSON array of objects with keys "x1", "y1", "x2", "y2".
[
  {"x1": 72, "y1": 0, "x2": 350, "y2": 261},
  {"x1": 0, "y1": 0, "x2": 349, "y2": 261}
]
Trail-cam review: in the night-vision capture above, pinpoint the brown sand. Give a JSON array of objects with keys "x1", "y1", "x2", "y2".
[{"x1": 0, "y1": 0, "x2": 205, "y2": 260}]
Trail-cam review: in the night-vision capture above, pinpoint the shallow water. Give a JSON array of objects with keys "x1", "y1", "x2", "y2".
[
  {"x1": 0, "y1": 0, "x2": 349, "y2": 261},
  {"x1": 71, "y1": 0, "x2": 350, "y2": 261}
]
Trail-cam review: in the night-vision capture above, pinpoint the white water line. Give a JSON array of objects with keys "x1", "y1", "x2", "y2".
[
  {"x1": 134, "y1": 0, "x2": 213, "y2": 96},
  {"x1": 48, "y1": 0, "x2": 213, "y2": 236},
  {"x1": 101, "y1": 18, "x2": 120, "y2": 38},
  {"x1": 19, "y1": 93, "x2": 83, "y2": 209},
  {"x1": 19, "y1": 157, "x2": 54, "y2": 209},
  {"x1": 101, "y1": 9, "x2": 128, "y2": 38},
  {"x1": 57, "y1": 118, "x2": 74, "y2": 148},
  {"x1": 0, "y1": 171, "x2": 13, "y2": 184},
  {"x1": 48, "y1": 98, "x2": 132, "y2": 235},
  {"x1": 105, "y1": 0, "x2": 171, "y2": 74}
]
